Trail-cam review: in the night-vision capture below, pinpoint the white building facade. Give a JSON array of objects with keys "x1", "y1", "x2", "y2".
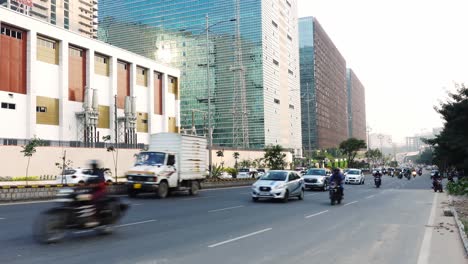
[{"x1": 0, "y1": 7, "x2": 180, "y2": 146}]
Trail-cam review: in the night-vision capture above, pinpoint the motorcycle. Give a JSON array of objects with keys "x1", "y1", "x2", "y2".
[
  {"x1": 390, "y1": 171, "x2": 394, "y2": 177},
  {"x1": 433, "y1": 179, "x2": 443, "y2": 192},
  {"x1": 417, "y1": 170, "x2": 422, "y2": 176},
  {"x1": 374, "y1": 176, "x2": 382, "y2": 188},
  {"x1": 412, "y1": 171, "x2": 417, "y2": 178},
  {"x1": 33, "y1": 188, "x2": 129, "y2": 243},
  {"x1": 405, "y1": 172, "x2": 411, "y2": 180},
  {"x1": 448, "y1": 175, "x2": 455, "y2": 183},
  {"x1": 329, "y1": 182, "x2": 343, "y2": 205}
]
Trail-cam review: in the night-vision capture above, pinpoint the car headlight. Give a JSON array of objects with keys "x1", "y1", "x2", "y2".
[{"x1": 128, "y1": 176, "x2": 133, "y2": 180}]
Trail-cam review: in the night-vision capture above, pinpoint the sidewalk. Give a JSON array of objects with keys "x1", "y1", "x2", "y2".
[{"x1": 428, "y1": 192, "x2": 467, "y2": 264}]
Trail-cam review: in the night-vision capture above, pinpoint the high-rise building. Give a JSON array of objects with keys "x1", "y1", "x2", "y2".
[
  {"x1": 299, "y1": 17, "x2": 347, "y2": 153},
  {"x1": 0, "y1": 0, "x2": 98, "y2": 38},
  {"x1": 347, "y1": 68, "x2": 366, "y2": 141},
  {"x1": 98, "y1": 0, "x2": 302, "y2": 155}
]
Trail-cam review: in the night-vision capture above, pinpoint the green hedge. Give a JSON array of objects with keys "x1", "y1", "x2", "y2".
[{"x1": 446, "y1": 178, "x2": 468, "y2": 195}]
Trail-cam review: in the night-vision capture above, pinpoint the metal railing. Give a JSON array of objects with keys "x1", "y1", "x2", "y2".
[{"x1": 0, "y1": 138, "x2": 147, "y2": 150}]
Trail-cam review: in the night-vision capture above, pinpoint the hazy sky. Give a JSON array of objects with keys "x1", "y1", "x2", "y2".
[{"x1": 297, "y1": 0, "x2": 468, "y2": 144}]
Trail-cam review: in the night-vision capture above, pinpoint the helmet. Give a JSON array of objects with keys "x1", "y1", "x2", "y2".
[
  {"x1": 333, "y1": 168, "x2": 340, "y2": 173},
  {"x1": 89, "y1": 160, "x2": 100, "y2": 170}
]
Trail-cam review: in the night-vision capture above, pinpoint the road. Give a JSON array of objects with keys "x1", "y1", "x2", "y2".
[{"x1": 0, "y1": 173, "x2": 447, "y2": 264}]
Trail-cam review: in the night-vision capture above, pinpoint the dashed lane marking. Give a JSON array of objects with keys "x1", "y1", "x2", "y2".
[
  {"x1": 343, "y1": 201, "x2": 358, "y2": 206},
  {"x1": 208, "y1": 205, "x2": 245, "y2": 213},
  {"x1": 305, "y1": 210, "x2": 329, "y2": 219},
  {"x1": 208, "y1": 228, "x2": 272, "y2": 248}
]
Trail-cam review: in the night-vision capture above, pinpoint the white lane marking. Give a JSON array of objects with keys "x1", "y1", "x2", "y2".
[
  {"x1": 343, "y1": 201, "x2": 358, "y2": 206},
  {"x1": 208, "y1": 228, "x2": 272, "y2": 248},
  {"x1": 0, "y1": 217, "x2": 5, "y2": 220},
  {"x1": 132, "y1": 203, "x2": 143, "y2": 206},
  {"x1": 305, "y1": 193, "x2": 319, "y2": 197},
  {"x1": 73, "y1": 219, "x2": 157, "y2": 234},
  {"x1": 0, "y1": 200, "x2": 52, "y2": 206},
  {"x1": 180, "y1": 196, "x2": 214, "y2": 201},
  {"x1": 365, "y1": 195, "x2": 375, "y2": 199},
  {"x1": 416, "y1": 194, "x2": 438, "y2": 264},
  {"x1": 116, "y1": 219, "x2": 157, "y2": 228},
  {"x1": 208, "y1": 205, "x2": 245, "y2": 213},
  {"x1": 305, "y1": 210, "x2": 329, "y2": 219}
]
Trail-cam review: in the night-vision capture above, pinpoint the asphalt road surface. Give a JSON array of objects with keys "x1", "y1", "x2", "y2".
[{"x1": 0, "y1": 173, "x2": 442, "y2": 264}]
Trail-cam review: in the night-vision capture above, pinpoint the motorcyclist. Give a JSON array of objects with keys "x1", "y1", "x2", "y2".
[
  {"x1": 374, "y1": 169, "x2": 382, "y2": 184},
  {"x1": 78, "y1": 160, "x2": 107, "y2": 227},
  {"x1": 432, "y1": 171, "x2": 443, "y2": 192},
  {"x1": 329, "y1": 168, "x2": 345, "y2": 197}
]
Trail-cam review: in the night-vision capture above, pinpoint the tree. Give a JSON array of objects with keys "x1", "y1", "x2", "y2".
[
  {"x1": 415, "y1": 148, "x2": 433, "y2": 165},
  {"x1": 426, "y1": 83, "x2": 468, "y2": 174},
  {"x1": 103, "y1": 135, "x2": 119, "y2": 182},
  {"x1": 21, "y1": 136, "x2": 43, "y2": 185},
  {"x1": 233, "y1": 152, "x2": 240, "y2": 169},
  {"x1": 339, "y1": 138, "x2": 367, "y2": 168},
  {"x1": 264, "y1": 145, "x2": 286, "y2": 170},
  {"x1": 239, "y1": 159, "x2": 252, "y2": 168},
  {"x1": 55, "y1": 150, "x2": 73, "y2": 184},
  {"x1": 365, "y1": 148, "x2": 382, "y2": 167},
  {"x1": 252, "y1": 158, "x2": 264, "y2": 168}
]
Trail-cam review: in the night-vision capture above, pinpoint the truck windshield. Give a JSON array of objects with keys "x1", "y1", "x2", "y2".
[{"x1": 135, "y1": 152, "x2": 165, "y2": 166}]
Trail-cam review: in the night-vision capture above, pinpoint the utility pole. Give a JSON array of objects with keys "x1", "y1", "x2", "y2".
[{"x1": 306, "y1": 83, "x2": 312, "y2": 164}]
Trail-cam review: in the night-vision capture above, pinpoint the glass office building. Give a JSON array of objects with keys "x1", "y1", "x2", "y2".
[
  {"x1": 347, "y1": 68, "x2": 367, "y2": 141},
  {"x1": 299, "y1": 17, "x2": 348, "y2": 153},
  {"x1": 98, "y1": 0, "x2": 302, "y2": 153}
]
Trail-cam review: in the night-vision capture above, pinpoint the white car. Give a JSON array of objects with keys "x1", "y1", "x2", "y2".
[
  {"x1": 56, "y1": 168, "x2": 114, "y2": 184},
  {"x1": 237, "y1": 168, "x2": 257, "y2": 179},
  {"x1": 303, "y1": 168, "x2": 331, "y2": 191},
  {"x1": 345, "y1": 169, "x2": 365, "y2": 184},
  {"x1": 251, "y1": 170, "x2": 305, "y2": 202}
]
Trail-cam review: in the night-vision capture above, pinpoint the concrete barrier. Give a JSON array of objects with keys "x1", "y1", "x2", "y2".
[{"x1": 0, "y1": 179, "x2": 255, "y2": 203}]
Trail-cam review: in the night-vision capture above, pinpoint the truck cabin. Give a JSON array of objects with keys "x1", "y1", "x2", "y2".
[{"x1": 135, "y1": 152, "x2": 176, "y2": 167}]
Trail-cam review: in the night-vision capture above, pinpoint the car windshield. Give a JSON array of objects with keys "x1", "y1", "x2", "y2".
[
  {"x1": 135, "y1": 152, "x2": 166, "y2": 166},
  {"x1": 63, "y1": 169, "x2": 76, "y2": 175},
  {"x1": 257, "y1": 169, "x2": 265, "y2": 172},
  {"x1": 305, "y1": 169, "x2": 326, "y2": 175},
  {"x1": 239, "y1": 168, "x2": 250, "y2": 172},
  {"x1": 347, "y1": 170, "x2": 360, "y2": 175},
  {"x1": 261, "y1": 171, "x2": 287, "y2": 181}
]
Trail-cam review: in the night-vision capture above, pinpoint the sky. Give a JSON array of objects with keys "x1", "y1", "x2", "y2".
[{"x1": 297, "y1": 0, "x2": 468, "y2": 144}]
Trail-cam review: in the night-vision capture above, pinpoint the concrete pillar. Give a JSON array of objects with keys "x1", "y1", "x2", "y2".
[
  {"x1": 148, "y1": 69, "x2": 155, "y2": 135},
  {"x1": 109, "y1": 56, "x2": 118, "y2": 143},
  {"x1": 26, "y1": 30, "x2": 37, "y2": 138},
  {"x1": 58, "y1": 39, "x2": 69, "y2": 141}
]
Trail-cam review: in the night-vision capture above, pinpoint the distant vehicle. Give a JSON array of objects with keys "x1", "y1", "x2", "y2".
[
  {"x1": 345, "y1": 169, "x2": 365, "y2": 185},
  {"x1": 237, "y1": 168, "x2": 257, "y2": 179},
  {"x1": 251, "y1": 170, "x2": 304, "y2": 202},
  {"x1": 126, "y1": 133, "x2": 207, "y2": 198},
  {"x1": 256, "y1": 169, "x2": 266, "y2": 178},
  {"x1": 56, "y1": 168, "x2": 114, "y2": 184},
  {"x1": 431, "y1": 170, "x2": 439, "y2": 177},
  {"x1": 382, "y1": 168, "x2": 387, "y2": 175},
  {"x1": 303, "y1": 168, "x2": 331, "y2": 191}
]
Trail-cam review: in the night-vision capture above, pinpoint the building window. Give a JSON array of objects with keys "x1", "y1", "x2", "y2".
[
  {"x1": 94, "y1": 53, "x2": 110, "y2": 76},
  {"x1": 274, "y1": 98, "x2": 280, "y2": 104},
  {"x1": 286, "y1": 0, "x2": 291, "y2": 7},
  {"x1": 273, "y1": 59, "x2": 279, "y2": 66},
  {"x1": 289, "y1": 104, "x2": 294, "y2": 109},
  {"x1": 287, "y1": 34, "x2": 292, "y2": 41},
  {"x1": 136, "y1": 66, "x2": 148, "y2": 86},
  {"x1": 0, "y1": 26, "x2": 23, "y2": 39},
  {"x1": 37, "y1": 36, "x2": 59, "y2": 65},
  {"x1": 288, "y1": 69, "x2": 293, "y2": 75},
  {"x1": 272, "y1": 20, "x2": 278, "y2": 28}
]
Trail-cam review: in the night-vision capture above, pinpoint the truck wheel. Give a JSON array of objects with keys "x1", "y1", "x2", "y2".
[
  {"x1": 157, "y1": 181, "x2": 169, "y2": 199},
  {"x1": 189, "y1": 181, "x2": 200, "y2": 196}
]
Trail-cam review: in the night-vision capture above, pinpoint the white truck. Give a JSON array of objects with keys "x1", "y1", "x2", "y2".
[{"x1": 125, "y1": 133, "x2": 207, "y2": 198}]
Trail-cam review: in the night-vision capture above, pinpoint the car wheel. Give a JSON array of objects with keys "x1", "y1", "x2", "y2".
[
  {"x1": 78, "y1": 180, "x2": 85, "y2": 184},
  {"x1": 252, "y1": 197, "x2": 259, "y2": 202},
  {"x1": 157, "y1": 181, "x2": 169, "y2": 199},
  {"x1": 282, "y1": 190, "x2": 289, "y2": 203},
  {"x1": 298, "y1": 189, "x2": 304, "y2": 200}
]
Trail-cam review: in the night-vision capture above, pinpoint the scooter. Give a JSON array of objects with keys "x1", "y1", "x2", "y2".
[
  {"x1": 33, "y1": 188, "x2": 129, "y2": 244},
  {"x1": 329, "y1": 182, "x2": 343, "y2": 205},
  {"x1": 374, "y1": 176, "x2": 382, "y2": 188}
]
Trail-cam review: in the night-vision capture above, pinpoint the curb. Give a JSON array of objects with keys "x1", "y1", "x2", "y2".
[{"x1": 450, "y1": 203, "x2": 468, "y2": 256}]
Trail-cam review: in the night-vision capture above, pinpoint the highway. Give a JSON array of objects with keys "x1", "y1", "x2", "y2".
[{"x1": 0, "y1": 173, "x2": 439, "y2": 264}]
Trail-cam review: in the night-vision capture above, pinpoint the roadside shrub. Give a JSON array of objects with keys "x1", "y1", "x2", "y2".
[
  {"x1": 12, "y1": 176, "x2": 40, "y2": 181},
  {"x1": 223, "y1": 167, "x2": 238, "y2": 177},
  {"x1": 446, "y1": 178, "x2": 468, "y2": 195}
]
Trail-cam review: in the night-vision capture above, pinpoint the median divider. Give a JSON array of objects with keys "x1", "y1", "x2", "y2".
[{"x1": 0, "y1": 178, "x2": 256, "y2": 203}]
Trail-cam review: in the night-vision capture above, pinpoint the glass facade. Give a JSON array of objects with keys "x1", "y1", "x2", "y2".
[
  {"x1": 99, "y1": 0, "x2": 267, "y2": 149},
  {"x1": 299, "y1": 17, "x2": 317, "y2": 154}
]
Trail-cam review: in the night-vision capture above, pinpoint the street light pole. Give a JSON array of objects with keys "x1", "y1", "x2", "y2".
[
  {"x1": 205, "y1": 14, "x2": 213, "y2": 178},
  {"x1": 306, "y1": 83, "x2": 311, "y2": 163}
]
